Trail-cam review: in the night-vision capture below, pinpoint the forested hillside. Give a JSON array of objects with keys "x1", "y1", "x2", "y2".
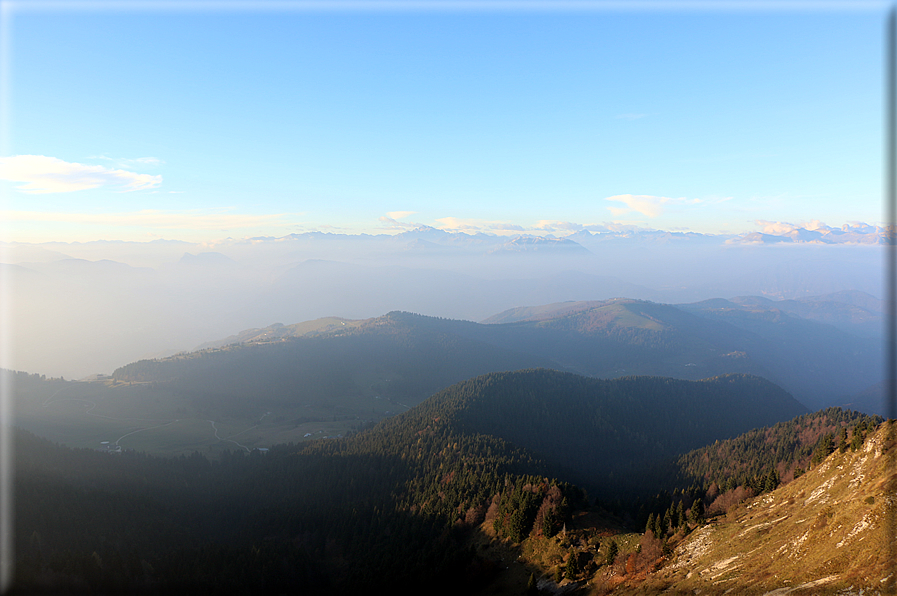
[
  {"x1": 622, "y1": 407, "x2": 884, "y2": 537},
  {"x1": 13, "y1": 422, "x2": 571, "y2": 594},
  {"x1": 406, "y1": 369, "x2": 807, "y2": 499},
  {"x1": 675, "y1": 407, "x2": 882, "y2": 495},
  {"x1": 12, "y1": 368, "x2": 808, "y2": 594}
]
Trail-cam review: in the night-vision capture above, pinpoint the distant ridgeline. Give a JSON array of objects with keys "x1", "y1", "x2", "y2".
[
  {"x1": 110, "y1": 314, "x2": 556, "y2": 417},
  {"x1": 113, "y1": 298, "x2": 884, "y2": 416},
  {"x1": 1, "y1": 368, "x2": 50, "y2": 385}
]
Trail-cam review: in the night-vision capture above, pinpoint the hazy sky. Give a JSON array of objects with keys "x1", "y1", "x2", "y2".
[{"x1": 0, "y1": 1, "x2": 888, "y2": 243}]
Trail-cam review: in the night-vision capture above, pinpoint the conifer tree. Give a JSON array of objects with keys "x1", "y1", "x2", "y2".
[
  {"x1": 850, "y1": 429, "x2": 863, "y2": 451},
  {"x1": 690, "y1": 498, "x2": 704, "y2": 523},
  {"x1": 605, "y1": 540, "x2": 618, "y2": 566},
  {"x1": 762, "y1": 468, "x2": 780, "y2": 493},
  {"x1": 565, "y1": 553, "x2": 580, "y2": 580}
]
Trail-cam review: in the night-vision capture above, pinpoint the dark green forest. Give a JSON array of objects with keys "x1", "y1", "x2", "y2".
[
  {"x1": 12, "y1": 368, "x2": 825, "y2": 594},
  {"x1": 402, "y1": 369, "x2": 807, "y2": 499}
]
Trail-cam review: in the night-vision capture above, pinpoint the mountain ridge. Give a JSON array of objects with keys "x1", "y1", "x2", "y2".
[{"x1": 149, "y1": 294, "x2": 885, "y2": 414}]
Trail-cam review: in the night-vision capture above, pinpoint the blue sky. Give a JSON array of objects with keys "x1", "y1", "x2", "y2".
[{"x1": 0, "y1": 2, "x2": 888, "y2": 242}]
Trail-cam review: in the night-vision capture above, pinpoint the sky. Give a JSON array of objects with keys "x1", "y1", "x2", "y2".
[{"x1": 0, "y1": 0, "x2": 889, "y2": 243}]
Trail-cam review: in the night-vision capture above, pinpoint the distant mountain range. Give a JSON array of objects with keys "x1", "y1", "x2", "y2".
[
  {"x1": 3, "y1": 228, "x2": 883, "y2": 380},
  {"x1": 485, "y1": 289, "x2": 884, "y2": 338},
  {"x1": 123, "y1": 291, "x2": 886, "y2": 416}
]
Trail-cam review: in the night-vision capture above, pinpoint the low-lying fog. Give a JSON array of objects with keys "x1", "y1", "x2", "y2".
[{"x1": 1, "y1": 226, "x2": 885, "y2": 380}]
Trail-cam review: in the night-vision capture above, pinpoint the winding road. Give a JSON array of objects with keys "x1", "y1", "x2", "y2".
[
  {"x1": 114, "y1": 420, "x2": 180, "y2": 446},
  {"x1": 208, "y1": 420, "x2": 251, "y2": 452}
]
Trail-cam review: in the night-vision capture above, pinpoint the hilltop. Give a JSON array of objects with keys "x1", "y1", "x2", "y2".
[{"x1": 405, "y1": 369, "x2": 807, "y2": 499}]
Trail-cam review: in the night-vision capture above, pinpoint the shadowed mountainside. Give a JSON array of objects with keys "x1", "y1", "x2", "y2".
[
  {"x1": 403, "y1": 369, "x2": 808, "y2": 499},
  {"x1": 118, "y1": 295, "x2": 883, "y2": 416}
]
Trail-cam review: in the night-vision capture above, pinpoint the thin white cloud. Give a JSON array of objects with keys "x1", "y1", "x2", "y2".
[
  {"x1": 434, "y1": 217, "x2": 485, "y2": 231},
  {"x1": 605, "y1": 194, "x2": 701, "y2": 218},
  {"x1": 386, "y1": 210, "x2": 416, "y2": 220},
  {"x1": 755, "y1": 220, "x2": 883, "y2": 237},
  {"x1": 0, "y1": 155, "x2": 162, "y2": 194},
  {"x1": 431, "y1": 217, "x2": 522, "y2": 235},
  {"x1": 801, "y1": 219, "x2": 833, "y2": 232},
  {"x1": 843, "y1": 221, "x2": 879, "y2": 233},
  {"x1": 605, "y1": 194, "x2": 670, "y2": 217},
  {"x1": 535, "y1": 220, "x2": 582, "y2": 232},
  {"x1": 0, "y1": 209, "x2": 293, "y2": 230},
  {"x1": 755, "y1": 220, "x2": 799, "y2": 235},
  {"x1": 603, "y1": 222, "x2": 654, "y2": 233}
]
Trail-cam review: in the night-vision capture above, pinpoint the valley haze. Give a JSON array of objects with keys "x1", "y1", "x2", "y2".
[{"x1": 0, "y1": 225, "x2": 885, "y2": 381}]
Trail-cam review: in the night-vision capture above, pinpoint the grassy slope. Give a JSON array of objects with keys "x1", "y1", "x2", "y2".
[
  {"x1": 597, "y1": 421, "x2": 896, "y2": 595},
  {"x1": 461, "y1": 416, "x2": 893, "y2": 596}
]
